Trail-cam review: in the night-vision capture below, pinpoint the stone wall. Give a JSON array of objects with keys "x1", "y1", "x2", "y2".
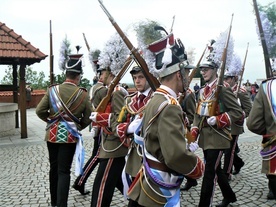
[{"x1": 0, "y1": 90, "x2": 46, "y2": 108}]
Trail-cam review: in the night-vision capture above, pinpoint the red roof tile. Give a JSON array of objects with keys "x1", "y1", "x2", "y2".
[{"x1": 0, "y1": 22, "x2": 47, "y2": 65}]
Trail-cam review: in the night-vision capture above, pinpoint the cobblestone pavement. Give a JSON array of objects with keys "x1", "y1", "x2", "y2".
[{"x1": 0, "y1": 109, "x2": 275, "y2": 207}]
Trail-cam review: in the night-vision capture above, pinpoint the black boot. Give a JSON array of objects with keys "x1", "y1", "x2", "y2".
[
  {"x1": 216, "y1": 198, "x2": 237, "y2": 207},
  {"x1": 180, "y1": 179, "x2": 198, "y2": 191},
  {"x1": 72, "y1": 183, "x2": 90, "y2": 195}
]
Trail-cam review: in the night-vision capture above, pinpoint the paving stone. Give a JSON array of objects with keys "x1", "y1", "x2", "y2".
[{"x1": 0, "y1": 109, "x2": 275, "y2": 207}]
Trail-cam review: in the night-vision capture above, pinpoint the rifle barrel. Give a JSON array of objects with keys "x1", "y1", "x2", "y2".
[
  {"x1": 49, "y1": 20, "x2": 54, "y2": 84},
  {"x1": 237, "y1": 42, "x2": 249, "y2": 91},
  {"x1": 98, "y1": 0, "x2": 160, "y2": 91},
  {"x1": 210, "y1": 14, "x2": 234, "y2": 116},
  {"x1": 252, "y1": 0, "x2": 273, "y2": 78},
  {"x1": 83, "y1": 33, "x2": 90, "y2": 52}
]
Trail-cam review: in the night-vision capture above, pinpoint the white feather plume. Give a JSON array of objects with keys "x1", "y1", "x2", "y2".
[
  {"x1": 226, "y1": 53, "x2": 242, "y2": 76},
  {"x1": 98, "y1": 33, "x2": 130, "y2": 76},
  {"x1": 211, "y1": 29, "x2": 235, "y2": 70}
]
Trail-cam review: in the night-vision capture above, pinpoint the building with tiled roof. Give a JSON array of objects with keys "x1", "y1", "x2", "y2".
[{"x1": 0, "y1": 21, "x2": 47, "y2": 138}]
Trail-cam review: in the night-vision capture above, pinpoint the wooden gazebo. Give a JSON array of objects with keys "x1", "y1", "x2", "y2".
[{"x1": 0, "y1": 22, "x2": 47, "y2": 138}]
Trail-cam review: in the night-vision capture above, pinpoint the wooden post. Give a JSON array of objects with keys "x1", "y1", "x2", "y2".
[
  {"x1": 19, "y1": 64, "x2": 27, "y2": 138},
  {"x1": 12, "y1": 64, "x2": 19, "y2": 128}
]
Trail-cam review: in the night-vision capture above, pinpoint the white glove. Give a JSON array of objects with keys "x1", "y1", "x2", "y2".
[
  {"x1": 207, "y1": 116, "x2": 217, "y2": 126},
  {"x1": 127, "y1": 117, "x2": 142, "y2": 134},
  {"x1": 189, "y1": 142, "x2": 199, "y2": 152},
  {"x1": 91, "y1": 126, "x2": 99, "y2": 137},
  {"x1": 89, "y1": 112, "x2": 98, "y2": 122}
]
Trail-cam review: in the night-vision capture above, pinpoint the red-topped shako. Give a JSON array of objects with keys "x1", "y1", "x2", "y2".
[{"x1": 144, "y1": 26, "x2": 187, "y2": 78}]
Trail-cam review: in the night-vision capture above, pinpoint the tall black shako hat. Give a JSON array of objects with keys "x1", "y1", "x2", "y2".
[
  {"x1": 144, "y1": 26, "x2": 187, "y2": 78},
  {"x1": 65, "y1": 46, "x2": 83, "y2": 74}
]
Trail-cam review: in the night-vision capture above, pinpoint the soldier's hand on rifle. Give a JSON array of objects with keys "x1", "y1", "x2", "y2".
[
  {"x1": 207, "y1": 116, "x2": 217, "y2": 126},
  {"x1": 127, "y1": 117, "x2": 142, "y2": 134}
]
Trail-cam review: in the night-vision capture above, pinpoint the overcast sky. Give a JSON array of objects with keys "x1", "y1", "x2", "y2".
[{"x1": 0, "y1": 0, "x2": 274, "y2": 85}]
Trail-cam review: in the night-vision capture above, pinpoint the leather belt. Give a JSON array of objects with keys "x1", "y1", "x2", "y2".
[{"x1": 146, "y1": 158, "x2": 174, "y2": 173}]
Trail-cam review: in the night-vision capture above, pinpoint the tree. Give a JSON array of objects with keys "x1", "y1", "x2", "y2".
[{"x1": 0, "y1": 65, "x2": 48, "y2": 89}]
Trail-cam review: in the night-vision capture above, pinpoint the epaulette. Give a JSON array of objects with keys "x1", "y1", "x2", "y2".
[
  {"x1": 79, "y1": 87, "x2": 88, "y2": 92},
  {"x1": 262, "y1": 76, "x2": 276, "y2": 84}
]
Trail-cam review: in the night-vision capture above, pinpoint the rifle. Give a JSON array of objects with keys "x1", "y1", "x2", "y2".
[
  {"x1": 237, "y1": 43, "x2": 249, "y2": 91},
  {"x1": 253, "y1": 0, "x2": 273, "y2": 78},
  {"x1": 210, "y1": 14, "x2": 234, "y2": 116},
  {"x1": 49, "y1": 20, "x2": 54, "y2": 84},
  {"x1": 95, "y1": 56, "x2": 133, "y2": 112},
  {"x1": 98, "y1": 0, "x2": 160, "y2": 91},
  {"x1": 83, "y1": 33, "x2": 90, "y2": 52}
]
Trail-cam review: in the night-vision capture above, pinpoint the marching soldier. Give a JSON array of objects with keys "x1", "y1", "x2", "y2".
[
  {"x1": 179, "y1": 63, "x2": 199, "y2": 191},
  {"x1": 127, "y1": 31, "x2": 204, "y2": 207},
  {"x1": 89, "y1": 33, "x2": 130, "y2": 207},
  {"x1": 116, "y1": 65, "x2": 153, "y2": 207},
  {"x1": 36, "y1": 53, "x2": 92, "y2": 207},
  {"x1": 190, "y1": 30, "x2": 243, "y2": 206},
  {"x1": 73, "y1": 55, "x2": 108, "y2": 195},
  {"x1": 223, "y1": 54, "x2": 252, "y2": 179},
  {"x1": 247, "y1": 70, "x2": 276, "y2": 200}
]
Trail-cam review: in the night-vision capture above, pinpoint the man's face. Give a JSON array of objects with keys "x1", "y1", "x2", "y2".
[
  {"x1": 200, "y1": 67, "x2": 216, "y2": 83},
  {"x1": 132, "y1": 71, "x2": 149, "y2": 92},
  {"x1": 224, "y1": 76, "x2": 235, "y2": 87},
  {"x1": 101, "y1": 70, "x2": 111, "y2": 85}
]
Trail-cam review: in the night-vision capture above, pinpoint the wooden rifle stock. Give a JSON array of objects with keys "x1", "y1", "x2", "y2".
[
  {"x1": 188, "y1": 44, "x2": 208, "y2": 86},
  {"x1": 211, "y1": 14, "x2": 234, "y2": 116},
  {"x1": 95, "y1": 56, "x2": 133, "y2": 112},
  {"x1": 237, "y1": 43, "x2": 249, "y2": 91},
  {"x1": 49, "y1": 20, "x2": 54, "y2": 84},
  {"x1": 253, "y1": 0, "x2": 273, "y2": 78},
  {"x1": 83, "y1": 33, "x2": 90, "y2": 52},
  {"x1": 98, "y1": 0, "x2": 160, "y2": 91}
]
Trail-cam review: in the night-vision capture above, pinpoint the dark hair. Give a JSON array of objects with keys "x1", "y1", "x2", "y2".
[{"x1": 66, "y1": 71, "x2": 80, "y2": 79}]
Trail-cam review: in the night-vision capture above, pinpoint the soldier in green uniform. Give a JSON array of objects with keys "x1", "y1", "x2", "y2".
[
  {"x1": 127, "y1": 32, "x2": 205, "y2": 207},
  {"x1": 247, "y1": 71, "x2": 276, "y2": 200},
  {"x1": 36, "y1": 53, "x2": 92, "y2": 207},
  {"x1": 115, "y1": 65, "x2": 153, "y2": 207},
  {"x1": 191, "y1": 33, "x2": 243, "y2": 206},
  {"x1": 223, "y1": 54, "x2": 252, "y2": 180},
  {"x1": 89, "y1": 33, "x2": 130, "y2": 207},
  {"x1": 73, "y1": 55, "x2": 108, "y2": 195},
  {"x1": 179, "y1": 63, "x2": 199, "y2": 191}
]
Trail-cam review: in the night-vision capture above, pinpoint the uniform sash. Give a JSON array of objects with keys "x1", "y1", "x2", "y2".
[{"x1": 48, "y1": 86, "x2": 85, "y2": 176}]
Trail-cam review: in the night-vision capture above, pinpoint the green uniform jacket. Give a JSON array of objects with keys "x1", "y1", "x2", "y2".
[
  {"x1": 36, "y1": 82, "x2": 92, "y2": 142},
  {"x1": 121, "y1": 91, "x2": 152, "y2": 177},
  {"x1": 194, "y1": 85, "x2": 243, "y2": 150},
  {"x1": 247, "y1": 78, "x2": 276, "y2": 135},
  {"x1": 181, "y1": 90, "x2": 196, "y2": 126},
  {"x1": 129, "y1": 87, "x2": 202, "y2": 207},
  {"x1": 90, "y1": 81, "x2": 107, "y2": 110},
  {"x1": 230, "y1": 86, "x2": 252, "y2": 135},
  {"x1": 98, "y1": 86, "x2": 129, "y2": 159},
  {"x1": 246, "y1": 78, "x2": 276, "y2": 175}
]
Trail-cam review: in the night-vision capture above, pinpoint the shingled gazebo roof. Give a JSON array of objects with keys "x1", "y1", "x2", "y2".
[{"x1": 0, "y1": 21, "x2": 47, "y2": 65}]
